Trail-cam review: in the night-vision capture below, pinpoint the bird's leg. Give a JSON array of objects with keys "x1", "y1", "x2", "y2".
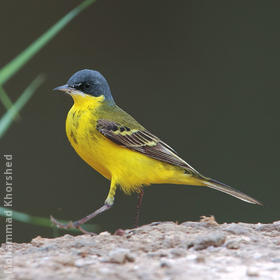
[
  {"x1": 51, "y1": 180, "x2": 117, "y2": 234},
  {"x1": 135, "y1": 189, "x2": 144, "y2": 228}
]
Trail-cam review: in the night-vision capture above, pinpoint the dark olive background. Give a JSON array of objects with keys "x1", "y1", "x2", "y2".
[{"x1": 0, "y1": 1, "x2": 279, "y2": 243}]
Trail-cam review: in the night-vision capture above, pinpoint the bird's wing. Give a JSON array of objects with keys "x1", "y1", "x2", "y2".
[{"x1": 97, "y1": 119, "x2": 198, "y2": 175}]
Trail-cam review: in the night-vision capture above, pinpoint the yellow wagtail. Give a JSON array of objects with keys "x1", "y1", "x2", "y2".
[{"x1": 51, "y1": 69, "x2": 261, "y2": 233}]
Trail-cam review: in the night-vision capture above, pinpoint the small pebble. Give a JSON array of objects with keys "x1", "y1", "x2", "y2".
[
  {"x1": 226, "y1": 240, "x2": 240, "y2": 249},
  {"x1": 189, "y1": 232, "x2": 226, "y2": 250},
  {"x1": 196, "y1": 256, "x2": 205, "y2": 263},
  {"x1": 223, "y1": 224, "x2": 249, "y2": 235},
  {"x1": 160, "y1": 259, "x2": 172, "y2": 268},
  {"x1": 105, "y1": 248, "x2": 134, "y2": 264},
  {"x1": 247, "y1": 268, "x2": 259, "y2": 277},
  {"x1": 170, "y1": 248, "x2": 186, "y2": 257},
  {"x1": 99, "y1": 231, "x2": 111, "y2": 236},
  {"x1": 114, "y1": 229, "x2": 126, "y2": 236}
]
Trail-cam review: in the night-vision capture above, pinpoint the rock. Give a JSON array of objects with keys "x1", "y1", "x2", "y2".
[
  {"x1": 223, "y1": 224, "x2": 250, "y2": 235},
  {"x1": 104, "y1": 248, "x2": 134, "y2": 264},
  {"x1": 170, "y1": 248, "x2": 186, "y2": 257},
  {"x1": 188, "y1": 232, "x2": 226, "y2": 250},
  {"x1": 1, "y1": 220, "x2": 280, "y2": 280},
  {"x1": 226, "y1": 240, "x2": 240, "y2": 249},
  {"x1": 247, "y1": 268, "x2": 260, "y2": 277},
  {"x1": 114, "y1": 229, "x2": 126, "y2": 236},
  {"x1": 256, "y1": 223, "x2": 280, "y2": 232},
  {"x1": 159, "y1": 258, "x2": 172, "y2": 268}
]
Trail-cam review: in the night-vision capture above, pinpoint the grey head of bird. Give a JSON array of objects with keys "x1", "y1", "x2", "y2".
[{"x1": 53, "y1": 69, "x2": 115, "y2": 104}]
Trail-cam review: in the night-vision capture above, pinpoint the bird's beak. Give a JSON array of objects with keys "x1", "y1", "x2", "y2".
[
  {"x1": 53, "y1": 84, "x2": 71, "y2": 93},
  {"x1": 53, "y1": 84, "x2": 85, "y2": 97},
  {"x1": 53, "y1": 84, "x2": 85, "y2": 96}
]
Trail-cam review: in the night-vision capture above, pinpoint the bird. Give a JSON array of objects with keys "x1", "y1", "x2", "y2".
[{"x1": 51, "y1": 69, "x2": 261, "y2": 234}]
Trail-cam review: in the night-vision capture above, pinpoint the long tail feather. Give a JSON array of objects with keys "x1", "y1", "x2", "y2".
[{"x1": 200, "y1": 177, "x2": 262, "y2": 205}]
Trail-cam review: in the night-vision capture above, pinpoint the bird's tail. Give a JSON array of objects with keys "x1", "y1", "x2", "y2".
[{"x1": 199, "y1": 176, "x2": 262, "y2": 205}]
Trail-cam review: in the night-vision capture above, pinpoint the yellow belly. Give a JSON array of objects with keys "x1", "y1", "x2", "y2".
[{"x1": 65, "y1": 102, "x2": 200, "y2": 194}]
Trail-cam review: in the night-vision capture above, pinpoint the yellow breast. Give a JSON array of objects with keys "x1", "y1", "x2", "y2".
[
  {"x1": 65, "y1": 94, "x2": 192, "y2": 193},
  {"x1": 66, "y1": 95, "x2": 112, "y2": 180}
]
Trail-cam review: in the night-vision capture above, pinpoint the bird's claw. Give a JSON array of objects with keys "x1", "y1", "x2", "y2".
[
  {"x1": 50, "y1": 215, "x2": 73, "y2": 229},
  {"x1": 50, "y1": 216, "x2": 95, "y2": 235}
]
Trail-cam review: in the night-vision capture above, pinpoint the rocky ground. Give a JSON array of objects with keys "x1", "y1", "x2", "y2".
[{"x1": 1, "y1": 217, "x2": 280, "y2": 280}]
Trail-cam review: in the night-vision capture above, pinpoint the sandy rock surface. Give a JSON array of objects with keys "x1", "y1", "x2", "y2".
[{"x1": 1, "y1": 219, "x2": 280, "y2": 280}]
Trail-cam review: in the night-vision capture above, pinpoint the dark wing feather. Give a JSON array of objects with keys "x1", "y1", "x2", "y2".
[{"x1": 97, "y1": 119, "x2": 198, "y2": 175}]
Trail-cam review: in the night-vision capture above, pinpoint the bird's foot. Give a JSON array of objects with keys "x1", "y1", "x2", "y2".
[
  {"x1": 50, "y1": 215, "x2": 96, "y2": 235},
  {"x1": 50, "y1": 204, "x2": 112, "y2": 235}
]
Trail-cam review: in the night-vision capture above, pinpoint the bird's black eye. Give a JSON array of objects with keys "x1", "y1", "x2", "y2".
[
  {"x1": 73, "y1": 82, "x2": 91, "y2": 91},
  {"x1": 84, "y1": 83, "x2": 90, "y2": 89}
]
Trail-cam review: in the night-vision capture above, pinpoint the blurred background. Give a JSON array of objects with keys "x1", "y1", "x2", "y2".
[{"x1": 0, "y1": 0, "x2": 279, "y2": 243}]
